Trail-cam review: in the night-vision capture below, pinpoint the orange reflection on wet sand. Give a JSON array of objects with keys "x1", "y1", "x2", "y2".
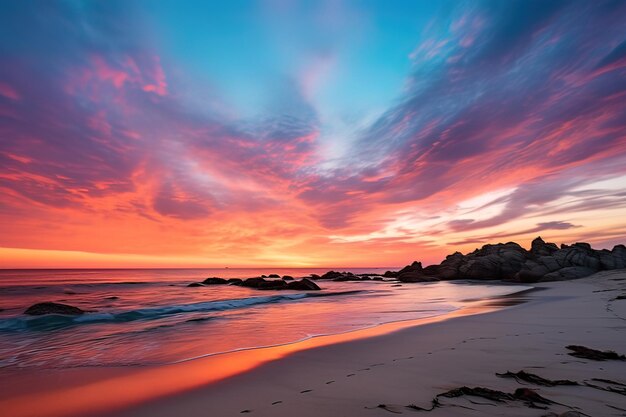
[{"x1": 0, "y1": 299, "x2": 507, "y2": 417}]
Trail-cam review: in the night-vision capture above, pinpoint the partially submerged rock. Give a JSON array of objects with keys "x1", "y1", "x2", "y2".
[
  {"x1": 202, "y1": 277, "x2": 228, "y2": 285},
  {"x1": 241, "y1": 277, "x2": 287, "y2": 290},
  {"x1": 242, "y1": 277, "x2": 321, "y2": 291},
  {"x1": 285, "y1": 278, "x2": 320, "y2": 291},
  {"x1": 25, "y1": 302, "x2": 85, "y2": 316}
]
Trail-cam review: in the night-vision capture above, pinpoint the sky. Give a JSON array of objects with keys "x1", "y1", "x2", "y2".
[{"x1": 1, "y1": 0, "x2": 626, "y2": 268}]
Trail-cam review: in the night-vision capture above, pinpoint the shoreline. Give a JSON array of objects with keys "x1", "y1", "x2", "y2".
[
  {"x1": 2, "y1": 271, "x2": 624, "y2": 417},
  {"x1": 113, "y1": 270, "x2": 626, "y2": 417},
  {"x1": 0, "y1": 284, "x2": 533, "y2": 417}
]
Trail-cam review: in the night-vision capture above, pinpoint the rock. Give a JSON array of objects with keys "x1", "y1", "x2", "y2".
[
  {"x1": 393, "y1": 237, "x2": 625, "y2": 283},
  {"x1": 241, "y1": 278, "x2": 287, "y2": 290},
  {"x1": 309, "y1": 274, "x2": 321, "y2": 280},
  {"x1": 187, "y1": 282, "x2": 205, "y2": 287},
  {"x1": 541, "y1": 266, "x2": 596, "y2": 281},
  {"x1": 319, "y1": 271, "x2": 344, "y2": 280},
  {"x1": 396, "y1": 271, "x2": 439, "y2": 282},
  {"x1": 104, "y1": 296, "x2": 119, "y2": 300},
  {"x1": 25, "y1": 302, "x2": 85, "y2": 316},
  {"x1": 599, "y1": 245, "x2": 626, "y2": 269},
  {"x1": 515, "y1": 270, "x2": 542, "y2": 283},
  {"x1": 398, "y1": 261, "x2": 422, "y2": 275},
  {"x1": 286, "y1": 278, "x2": 321, "y2": 291},
  {"x1": 267, "y1": 274, "x2": 280, "y2": 278},
  {"x1": 383, "y1": 270, "x2": 398, "y2": 278},
  {"x1": 282, "y1": 275, "x2": 294, "y2": 280},
  {"x1": 530, "y1": 236, "x2": 558, "y2": 256},
  {"x1": 202, "y1": 277, "x2": 228, "y2": 285},
  {"x1": 227, "y1": 278, "x2": 243, "y2": 285},
  {"x1": 261, "y1": 275, "x2": 267, "y2": 278}
]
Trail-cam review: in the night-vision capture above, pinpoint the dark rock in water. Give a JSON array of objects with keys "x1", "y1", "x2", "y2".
[
  {"x1": 320, "y1": 271, "x2": 344, "y2": 280},
  {"x1": 383, "y1": 270, "x2": 398, "y2": 278},
  {"x1": 187, "y1": 282, "x2": 205, "y2": 287},
  {"x1": 242, "y1": 277, "x2": 287, "y2": 290},
  {"x1": 104, "y1": 296, "x2": 119, "y2": 300},
  {"x1": 372, "y1": 277, "x2": 384, "y2": 281},
  {"x1": 227, "y1": 278, "x2": 243, "y2": 285},
  {"x1": 286, "y1": 278, "x2": 321, "y2": 291},
  {"x1": 261, "y1": 275, "x2": 267, "y2": 278},
  {"x1": 282, "y1": 275, "x2": 294, "y2": 280},
  {"x1": 25, "y1": 302, "x2": 85, "y2": 316},
  {"x1": 268, "y1": 274, "x2": 280, "y2": 278},
  {"x1": 309, "y1": 274, "x2": 321, "y2": 280},
  {"x1": 202, "y1": 277, "x2": 228, "y2": 285}
]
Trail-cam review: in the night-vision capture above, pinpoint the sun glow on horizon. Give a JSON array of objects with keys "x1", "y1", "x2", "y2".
[{"x1": 1, "y1": 1, "x2": 626, "y2": 269}]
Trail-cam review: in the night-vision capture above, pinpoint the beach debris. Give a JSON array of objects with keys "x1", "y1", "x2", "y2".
[
  {"x1": 583, "y1": 378, "x2": 626, "y2": 396},
  {"x1": 24, "y1": 302, "x2": 85, "y2": 316},
  {"x1": 496, "y1": 370, "x2": 578, "y2": 387},
  {"x1": 365, "y1": 404, "x2": 403, "y2": 414},
  {"x1": 398, "y1": 385, "x2": 576, "y2": 413},
  {"x1": 438, "y1": 386, "x2": 513, "y2": 403},
  {"x1": 566, "y1": 345, "x2": 626, "y2": 361}
]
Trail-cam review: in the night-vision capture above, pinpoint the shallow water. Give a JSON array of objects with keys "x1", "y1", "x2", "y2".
[{"x1": 0, "y1": 268, "x2": 530, "y2": 370}]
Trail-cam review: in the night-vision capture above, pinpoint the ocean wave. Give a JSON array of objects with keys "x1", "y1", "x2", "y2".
[{"x1": 0, "y1": 290, "x2": 365, "y2": 332}]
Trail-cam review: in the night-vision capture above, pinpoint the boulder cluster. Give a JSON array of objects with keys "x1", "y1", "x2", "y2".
[
  {"x1": 188, "y1": 276, "x2": 321, "y2": 291},
  {"x1": 314, "y1": 271, "x2": 385, "y2": 281},
  {"x1": 388, "y1": 237, "x2": 626, "y2": 283}
]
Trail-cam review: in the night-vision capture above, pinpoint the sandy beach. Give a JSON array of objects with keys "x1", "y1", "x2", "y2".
[{"x1": 105, "y1": 270, "x2": 626, "y2": 417}]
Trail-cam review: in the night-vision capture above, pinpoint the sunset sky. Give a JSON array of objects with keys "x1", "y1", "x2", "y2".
[{"x1": 1, "y1": 0, "x2": 626, "y2": 268}]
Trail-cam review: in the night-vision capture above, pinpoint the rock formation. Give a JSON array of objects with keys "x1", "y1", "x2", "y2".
[
  {"x1": 392, "y1": 237, "x2": 626, "y2": 283},
  {"x1": 24, "y1": 302, "x2": 85, "y2": 316}
]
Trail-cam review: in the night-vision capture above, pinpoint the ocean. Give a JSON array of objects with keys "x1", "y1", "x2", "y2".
[{"x1": 0, "y1": 268, "x2": 530, "y2": 371}]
